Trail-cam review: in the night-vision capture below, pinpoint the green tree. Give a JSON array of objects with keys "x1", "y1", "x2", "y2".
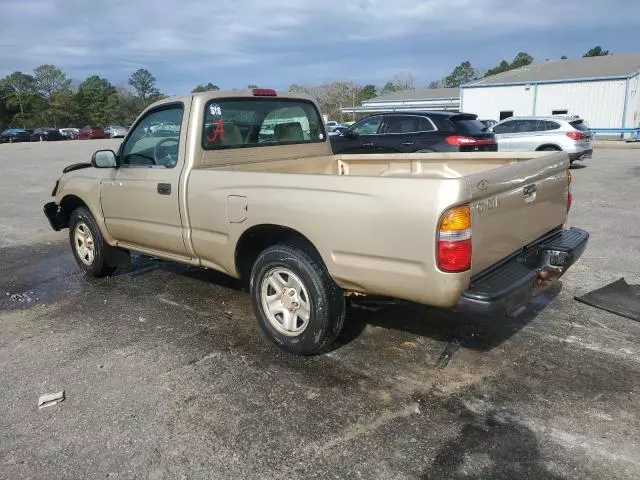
[
  {"x1": 561, "y1": 55, "x2": 568, "y2": 60},
  {"x1": 583, "y1": 46, "x2": 609, "y2": 57},
  {"x1": 357, "y1": 84, "x2": 377, "y2": 101},
  {"x1": 33, "y1": 64, "x2": 71, "y2": 127},
  {"x1": 106, "y1": 87, "x2": 145, "y2": 126},
  {"x1": 380, "y1": 81, "x2": 398, "y2": 95},
  {"x1": 485, "y1": 60, "x2": 510, "y2": 77},
  {"x1": 53, "y1": 89, "x2": 78, "y2": 127},
  {"x1": 445, "y1": 61, "x2": 476, "y2": 87},
  {"x1": 128, "y1": 68, "x2": 160, "y2": 101},
  {"x1": 3, "y1": 72, "x2": 35, "y2": 128},
  {"x1": 427, "y1": 80, "x2": 442, "y2": 89},
  {"x1": 247, "y1": 84, "x2": 258, "y2": 89},
  {"x1": 485, "y1": 52, "x2": 534, "y2": 78},
  {"x1": 510, "y1": 52, "x2": 534, "y2": 69},
  {"x1": 192, "y1": 82, "x2": 220, "y2": 93},
  {"x1": 76, "y1": 76, "x2": 116, "y2": 126},
  {"x1": 381, "y1": 72, "x2": 416, "y2": 95}
]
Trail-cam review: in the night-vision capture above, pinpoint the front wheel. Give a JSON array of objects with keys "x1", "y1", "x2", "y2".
[
  {"x1": 69, "y1": 207, "x2": 117, "y2": 277},
  {"x1": 250, "y1": 243, "x2": 345, "y2": 355}
]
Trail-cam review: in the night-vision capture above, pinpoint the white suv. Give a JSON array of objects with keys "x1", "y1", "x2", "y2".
[{"x1": 492, "y1": 116, "x2": 593, "y2": 163}]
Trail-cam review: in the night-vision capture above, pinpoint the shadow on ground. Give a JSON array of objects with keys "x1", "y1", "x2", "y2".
[{"x1": 1, "y1": 241, "x2": 559, "y2": 355}]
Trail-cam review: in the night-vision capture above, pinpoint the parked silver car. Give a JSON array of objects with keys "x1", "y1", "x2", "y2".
[
  {"x1": 492, "y1": 115, "x2": 593, "y2": 163},
  {"x1": 104, "y1": 125, "x2": 128, "y2": 138}
]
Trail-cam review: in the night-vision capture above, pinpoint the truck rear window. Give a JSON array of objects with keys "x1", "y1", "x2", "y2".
[{"x1": 202, "y1": 98, "x2": 326, "y2": 150}]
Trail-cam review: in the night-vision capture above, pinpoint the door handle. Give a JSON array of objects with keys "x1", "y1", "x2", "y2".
[
  {"x1": 157, "y1": 183, "x2": 171, "y2": 195},
  {"x1": 362, "y1": 142, "x2": 374, "y2": 147},
  {"x1": 401, "y1": 141, "x2": 414, "y2": 146}
]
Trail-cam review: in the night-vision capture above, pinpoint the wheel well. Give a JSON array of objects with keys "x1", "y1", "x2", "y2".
[
  {"x1": 536, "y1": 144, "x2": 561, "y2": 151},
  {"x1": 234, "y1": 225, "x2": 321, "y2": 281},
  {"x1": 59, "y1": 195, "x2": 89, "y2": 228}
]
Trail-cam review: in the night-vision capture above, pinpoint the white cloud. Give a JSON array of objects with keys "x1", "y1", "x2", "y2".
[{"x1": 0, "y1": 0, "x2": 637, "y2": 90}]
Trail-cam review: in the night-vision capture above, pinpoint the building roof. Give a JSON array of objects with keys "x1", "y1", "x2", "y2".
[
  {"x1": 466, "y1": 53, "x2": 640, "y2": 87},
  {"x1": 364, "y1": 87, "x2": 460, "y2": 103}
]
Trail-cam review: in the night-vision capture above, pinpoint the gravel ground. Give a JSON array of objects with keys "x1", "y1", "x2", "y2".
[{"x1": 1, "y1": 140, "x2": 639, "y2": 479}]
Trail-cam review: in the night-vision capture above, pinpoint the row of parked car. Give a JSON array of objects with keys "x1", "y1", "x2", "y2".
[
  {"x1": 327, "y1": 112, "x2": 593, "y2": 163},
  {"x1": 0, "y1": 125, "x2": 130, "y2": 144}
]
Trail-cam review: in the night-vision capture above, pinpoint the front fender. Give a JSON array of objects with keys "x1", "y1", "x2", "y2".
[{"x1": 53, "y1": 170, "x2": 116, "y2": 245}]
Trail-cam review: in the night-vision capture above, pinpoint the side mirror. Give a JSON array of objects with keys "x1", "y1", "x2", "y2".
[
  {"x1": 342, "y1": 129, "x2": 357, "y2": 139},
  {"x1": 91, "y1": 149, "x2": 117, "y2": 168}
]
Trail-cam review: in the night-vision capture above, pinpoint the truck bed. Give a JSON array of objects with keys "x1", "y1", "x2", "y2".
[
  {"x1": 207, "y1": 151, "x2": 556, "y2": 179},
  {"x1": 190, "y1": 150, "x2": 569, "y2": 304}
]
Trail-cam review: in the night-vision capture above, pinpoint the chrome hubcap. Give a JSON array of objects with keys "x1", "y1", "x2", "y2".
[
  {"x1": 260, "y1": 268, "x2": 311, "y2": 336},
  {"x1": 74, "y1": 222, "x2": 95, "y2": 265}
]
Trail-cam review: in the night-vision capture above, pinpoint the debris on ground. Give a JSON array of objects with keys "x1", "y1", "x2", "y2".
[
  {"x1": 6, "y1": 292, "x2": 36, "y2": 303},
  {"x1": 436, "y1": 338, "x2": 461, "y2": 369},
  {"x1": 38, "y1": 391, "x2": 65, "y2": 409}
]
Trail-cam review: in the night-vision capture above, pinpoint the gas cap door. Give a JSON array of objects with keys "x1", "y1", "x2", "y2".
[{"x1": 226, "y1": 195, "x2": 248, "y2": 223}]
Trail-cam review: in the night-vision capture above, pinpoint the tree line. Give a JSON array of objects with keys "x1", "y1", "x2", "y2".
[
  {"x1": 428, "y1": 45, "x2": 610, "y2": 89},
  {"x1": 0, "y1": 66, "x2": 165, "y2": 130},
  {"x1": 0, "y1": 46, "x2": 610, "y2": 129}
]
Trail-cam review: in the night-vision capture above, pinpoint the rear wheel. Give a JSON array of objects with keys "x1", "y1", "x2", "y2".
[
  {"x1": 68, "y1": 207, "x2": 117, "y2": 277},
  {"x1": 250, "y1": 243, "x2": 345, "y2": 355},
  {"x1": 538, "y1": 146, "x2": 561, "y2": 151}
]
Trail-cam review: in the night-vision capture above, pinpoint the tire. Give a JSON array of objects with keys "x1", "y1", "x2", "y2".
[
  {"x1": 250, "y1": 242, "x2": 345, "y2": 355},
  {"x1": 538, "y1": 146, "x2": 561, "y2": 151},
  {"x1": 68, "y1": 207, "x2": 117, "y2": 277}
]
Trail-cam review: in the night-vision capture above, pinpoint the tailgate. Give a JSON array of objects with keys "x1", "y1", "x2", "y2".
[{"x1": 467, "y1": 152, "x2": 569, "y2": 273}]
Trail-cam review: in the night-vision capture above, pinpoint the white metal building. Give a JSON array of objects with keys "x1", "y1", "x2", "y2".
[
  {"x1": 341, "y1": 87, "x2": 460, "y2": 115},
  {"x1": 461, "y1": 54, "x2": 640, "y2": 131}
]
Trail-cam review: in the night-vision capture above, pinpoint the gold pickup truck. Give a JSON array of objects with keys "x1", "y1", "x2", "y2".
[{"x1": 44, "y1": 89, "x2": 588, "y2": 355}]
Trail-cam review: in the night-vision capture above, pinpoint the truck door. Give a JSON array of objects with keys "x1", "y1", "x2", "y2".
[{"x1": 100, "y1": 102, "x2": 190, "y2": 258}]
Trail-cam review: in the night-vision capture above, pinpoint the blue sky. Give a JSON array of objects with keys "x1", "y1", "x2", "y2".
[{"x1": 1, "y1": 0, "x2": 638, "y2": 95}]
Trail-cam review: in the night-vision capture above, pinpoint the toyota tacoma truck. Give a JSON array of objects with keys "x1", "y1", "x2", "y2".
[{"x1": 44, "y1": 89, "x2": 589, "y2": 355}]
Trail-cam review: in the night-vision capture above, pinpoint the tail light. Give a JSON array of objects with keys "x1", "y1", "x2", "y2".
[
  {"x1": 252, "y1": 88, "x2": 277, "y2": 96},
  {"x1": 567, "y1": 170, "x2": 573, "y2": 212},
  {"x1": 566, "y1": 131, "x2": 585, "y2": 140},
  {"x1": 446, "y1": 136, "x2": 496, "y2": 146},
  {"x1": 437, "y1": 204, "x2": 472, "y2": 272}
]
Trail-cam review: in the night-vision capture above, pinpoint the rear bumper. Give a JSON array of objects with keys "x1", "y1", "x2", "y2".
[
  {"x1": 569, "y1": 149, "x2": 592, "y2": 161},
  {"x1": 456, "y1": 227, "x2": 589, "y2": 317}
]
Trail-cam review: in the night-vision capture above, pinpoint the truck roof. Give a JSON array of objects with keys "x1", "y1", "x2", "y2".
[{"x1": 148, "y1": 89, "x2": 317, "y2": 110}]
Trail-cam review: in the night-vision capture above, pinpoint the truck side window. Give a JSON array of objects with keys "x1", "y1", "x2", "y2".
[
  {"x1": 121, "y1": 105, "x2": 184, "y2": 168},
  {"x1": 202, "y1": 99, "x2": 325, "y2": 150}
]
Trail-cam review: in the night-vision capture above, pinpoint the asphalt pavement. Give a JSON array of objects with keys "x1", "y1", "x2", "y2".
[{"x1": 1, "y1": 140, "x2": 639, "y2": 479}]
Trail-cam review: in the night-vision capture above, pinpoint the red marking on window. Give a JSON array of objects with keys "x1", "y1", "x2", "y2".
[{"x1": 208, "y1": 119, "x2": 225, "y2": 143}]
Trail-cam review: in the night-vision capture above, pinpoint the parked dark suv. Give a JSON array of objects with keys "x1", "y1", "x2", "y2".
[{"x1": 330, "y1": 111, "x2": 497, "y2": 154}]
